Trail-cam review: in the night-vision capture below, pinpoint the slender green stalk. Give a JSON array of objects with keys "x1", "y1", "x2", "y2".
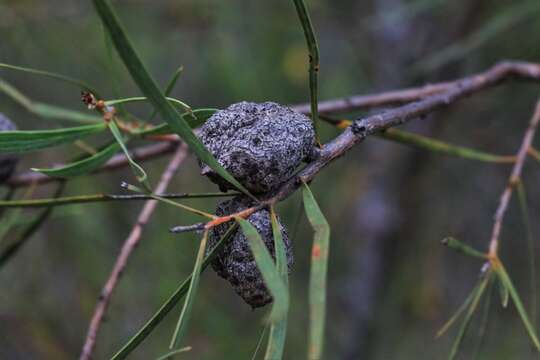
[
  {"x1": 122, "y1": 183, "x2": 215, "y2": 219},
  {"x1": 169, "y1": 231, "x2": 209, "y2": 349},
  {"x1": 441, "y1": 237, "x2": 487, "y2": 260},
  {"x1": 264, "y1": 207, "x2": 289, "y2": 360},
  {"x1": 495, "y1": 262, "x2": 540, "y2": 351},
  {"x1": 105, "y1": 96, "x2": 191, "y2": 113},
  {"x1": 0, "y1": 192, "x2": 234, "y2": 208},
  {"x1": 291, "y1": 0, "x2": 320, "y2": 142},
  {"x1": 449, "y1": 274, "x2": 491, "y2": 360},
  {"x1": 0, "y1": 79, "x2": 101, "y2": 124},
  {"x1": 322, "y1": 116, "x2": 515, "y2": 164},
  {"x1": 302, "y1": 181, "x2": 330, "y2": 360},
  {"x1": 379, "y1": 128, "x2": 516, "y2": 164},
  {"x1": 150, "y1": 66, "x2": 184, "y2": 121},
  {"x1": 108, "y1": 120, "x2": 150, "y2": 189},
  {"x1": 515, "y1": 181, "x2": 537, "y2": 334},
  {"x1": 155, "y1": 347, "x2": 191, "y2": 360},
  {"x1": 0, "y1": 62, "x2": 100, "y2": 97},
  {"x1": 111, "y1": 225, "x2": 238, "y2": 360}
]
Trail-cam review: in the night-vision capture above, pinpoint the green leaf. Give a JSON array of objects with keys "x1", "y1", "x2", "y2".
[
  {"x1": 111, "y1": 225, "x2": 237, "y2": 360},
  {"x1": 302, "y1": 181, "x2": 330, "y2": 360},
  {"x1": 494, "y1": 262, "x2": 540, "y2": 351},
  {"x1": 0, "y1": 62, "x2": 100, "y2": 96},
  {"x1": 137, "y1": 109, "x2": 218, "y2": 136},
  {"x1": 108, "y1": 121, "x2": 150, "y2": 189},
  {"x1": 31, "y1": 141, "x2": 120, "y2": 178},
  {"x1": 169, "y1": 231, "x2": 208, "y2": 349},
  {"x1": 448, "y1": 274, "x2": 491, "y2": 360},
  {"x1": 378, "y1": 128, "x2": 516, "y2": 164},
  {"x1": 264, "y1": 207, "x2": 289, "y2": 360},
  {"x1": 105, "y1": 96, "x2": 191, "y2": 113},
  {"x1": 0, "y1": 123, "x2": 106, "y2": 153},
  {"x1": 497, "y1": 275, "x2": 509, "y2": 308},
  {"x1": 149, "y1": 66, "x2": 184, "y2": 121},
  {"x1": 0, "y1": 192, "x2": 233, "y2": 208},
  {"x1": 471, "y1": 280, "x2": 494, "y2": 358},
  {"x1": 0, "y1": 79, "x2": 101, "y2": 124},
  {"x1": 155, "y1": 347, "x2": 191, "y2": 360},
  {"x1": 516, "y1": 181, "x2": 537, "y2": 322},
  {"x1": 436, "y1": 283, "x2": 478, "y2": 338},
  {"x1": 441, "y1": 237, "x2": 487, "y2": 260},
  {"x1": 235, "y1": 217, "x2": 289, "y2": 323},
  {"x1": 92, "y1": 0, "x2": 256, "y2": 200},
  {"x1": 291, "y1": 0, "x2": 320, "y2": 141},
  {"x1": 122, "y1": 183, "x2": 215, "y2": 219}
]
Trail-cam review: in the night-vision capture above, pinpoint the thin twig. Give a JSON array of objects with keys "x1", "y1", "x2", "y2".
[
  {"x1": 174, "y1": 61, "x2": 540, "y2": 233},
  {"x1": 0, "y1": 191, "x2": 236, "y2": 208},
  {"x1": 5, "y1": 61, "x2": 540, "y2": 189},
  {"x1": 487, "y1": 100, "x2": 540, "y2": 258},
  {"x1": 79, "y1": 144, "x2": 188, "y2": 360},
  {"x1": 6, "y1": 141, "x2": 178, "y2": 188},
  {"x1": 291, "y1": 61, "x2": 540, "y2": 114}
]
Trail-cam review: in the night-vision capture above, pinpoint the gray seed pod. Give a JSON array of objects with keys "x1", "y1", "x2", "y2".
[
  {"x1": 0, "y1": 113, "x2": 18, "y2": 183},
  {"x1": 198, "y1": 101, "x2": 315, "y2": 193},
  {"x1": 208, "y1": 196, "x2": 293, "y2": 308}
]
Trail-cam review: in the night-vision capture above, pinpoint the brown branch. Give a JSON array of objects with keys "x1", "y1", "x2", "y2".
[
  {"x1": 172, "y1": 61, "x2": 540, "y2": 233},
  {"x1": 6, "y1": 140, "x2": 178, "y2": 188},
  {"x1": 79, "y1": 144, "x2": 188, "y2": 360},
  {"x1": 5, "y1": 61, "x2": 540, "y2": 190},
  {"x1": 487, "y1": 100, "x2": 540, "y2": 258},
  {"x1": 290, "y1": 61, "x2": 540, "y2": 114}
]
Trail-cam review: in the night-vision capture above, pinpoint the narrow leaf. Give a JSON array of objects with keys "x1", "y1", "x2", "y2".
[
  {"x1": 137, "y1": 109, "x2": 218, "y2": 136},
  {"x1": 449, "y1": 274, "x2": 491, "y2": 360},
  {"x1": 169, "y1": 231, "x2": 209, "y2": 349},
  {"x1": 516, "y1": 181, "x2": 537, "y2": 322},
  {"x1": 92, "y1": 0, "x2": 256, "y2": 200},
  {"x1": 0, "y1": 79, "x2": 101, "y2": 123},
  {"x1": 0, "y1": 123, "x2": 106, "y2": 153},
  {"x1": 155, "y1": 347, "x2": 191, "y2": 360},
  {"x1": 149, "y1": 66, "x2": 184, "y2": 121},
  {"x1": 436, "y1": 283, "x2": 478, "y2": 338},
  {"x1": 291, "y1": 0, "x2": 320, "y2": 141},
  {"x1": 497, "y1": 273, "x2": 509, "y2": 308},
  {"x1": 472, "y1": 280, "x2": 494, "y2": 358},
  {"x1": 302, "y1": 181, "x2": 330, "y2": 360},
  {"x1": 108, "y1": 121, "x2": 150, "y2": 189},
  {"x1": 264, "y1": 207, "x2": 289, "y2": 360},
  {"x1": 441, "y1": 237, "x2": 487, "y2": 260},
  {"x1": 111, "y1": 225, "x2": 238, "y2": 360},
  {"x1": 0, "y1": 192, "x2": 232, "y2": 208},
  {"x1": 379, "y1": 128, "x2": 516, "y2": 164},
  {"x1": 32, "y1": 141, "x2": 120, "y2": 178},
  {"x1": 495, "y1": 262, "x2": 540, "y2": 351},
  {"x1": 235, "y1": 217, "x2": 289, "y2": 322},
  {"x1": 0, "y1": 62, "x2": 100, "y2": 96}
]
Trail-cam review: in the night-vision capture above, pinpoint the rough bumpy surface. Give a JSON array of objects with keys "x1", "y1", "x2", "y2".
[
  {"x1": 0, "y1": 113, "x2": 18, "y2": 183},
  {"x1": 198, "y1": 101, "x2": 315, "y2": 193},
  {"x1": 208, "y1": 196, "x2": 293, "y2": 308}
]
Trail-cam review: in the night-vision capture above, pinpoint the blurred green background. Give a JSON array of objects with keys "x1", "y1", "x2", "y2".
[{"x1": 1, "y1": 0, "x2": 540, "y2": 359}]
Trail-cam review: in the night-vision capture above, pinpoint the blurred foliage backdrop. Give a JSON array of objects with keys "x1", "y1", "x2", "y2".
[{"x1": 1, "y1": 0, "x2": 540, "y2": 359}]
